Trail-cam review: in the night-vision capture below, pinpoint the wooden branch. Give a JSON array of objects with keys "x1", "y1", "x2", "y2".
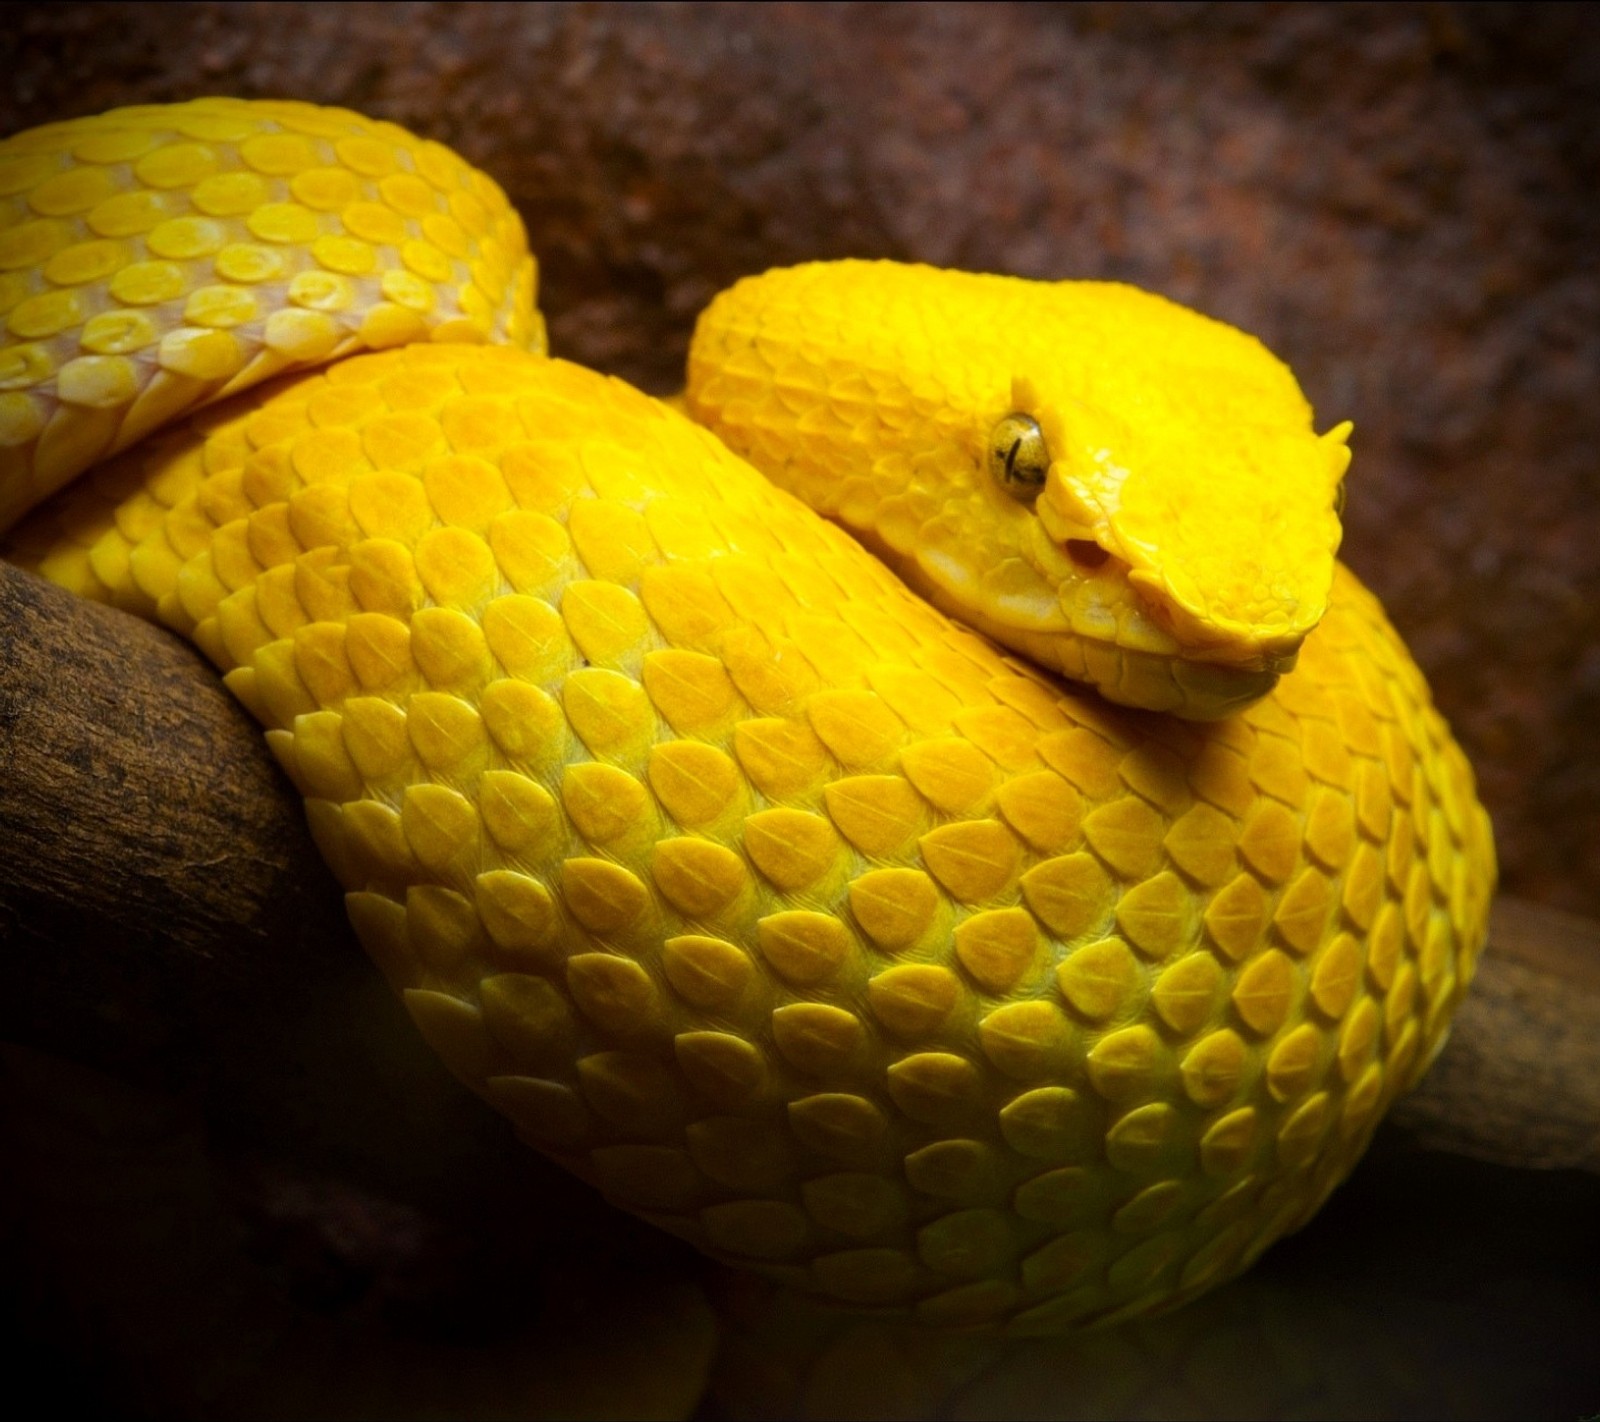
[
  {"x1": 1386, "y1": 897, "x2": 1600, "y2": 1172},
  {"x1": 3, "y1": 557, "x2": 1597, "y2": 1172},
  {"x1": 0, "y1": 558, "x2": 351, "y2": 1092}
]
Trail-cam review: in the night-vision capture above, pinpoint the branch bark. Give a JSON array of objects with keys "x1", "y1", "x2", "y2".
[
  {"x1": 1385, "y1": 897, "x2": 1600, "y2": 1172},
  {"x1": 0, "y1": 557, "x2": 350, "y2": 1093},
  {"x1": 3, "y1": 557, "x2": 1596, "y2": 1172}
]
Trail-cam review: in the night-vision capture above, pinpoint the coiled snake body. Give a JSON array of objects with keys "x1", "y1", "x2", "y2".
[{"x1": 0, "y1": 100, "x2": 1494, "y2": 1333}]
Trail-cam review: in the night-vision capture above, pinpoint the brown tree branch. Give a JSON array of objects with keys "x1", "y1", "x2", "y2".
[
  {"x1": 3, "y1": 557, "x2": 1596, "y2": 1173},
  {"x1": 0, "y1": 558, "x2": 350, "y2": 1093},
  {"x1": 1385, "y1": 898, "x2": 1600, "y2": 1172}
]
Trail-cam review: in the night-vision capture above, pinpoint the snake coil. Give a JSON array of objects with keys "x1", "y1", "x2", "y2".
[{"x1": 0, "y1": 99, "x2": 1493, "y2": 1334}]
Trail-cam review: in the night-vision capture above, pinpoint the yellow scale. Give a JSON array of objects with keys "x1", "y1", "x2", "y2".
[{"x1": 0, "y1": 98, "x2": 1493, "y2": 1334}]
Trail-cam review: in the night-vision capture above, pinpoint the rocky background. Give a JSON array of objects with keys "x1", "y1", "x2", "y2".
[{"x1": 2, "y1": 0, "x2": 1597, "y2": 915}]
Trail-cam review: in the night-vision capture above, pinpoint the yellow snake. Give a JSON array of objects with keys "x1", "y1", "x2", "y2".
[{"x1": 0, "y1": 99, "x2": 1494, "y2": 1334}]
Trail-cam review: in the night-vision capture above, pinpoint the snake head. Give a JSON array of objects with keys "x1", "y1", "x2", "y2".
[
  {"x1": 688, "y1": 260, "x2": 1350, "y2": 720},
  {"x1": 1022, "y1": 378, "x2": 1349, "y2": 695}
]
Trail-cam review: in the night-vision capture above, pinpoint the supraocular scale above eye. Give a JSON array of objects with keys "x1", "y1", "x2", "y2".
[{"x1": 988, "y1": 412, "x2": 1050, "y2": 500}]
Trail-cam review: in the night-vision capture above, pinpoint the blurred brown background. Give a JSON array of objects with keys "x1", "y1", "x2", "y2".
[
  {"x1": 3, "y1": 0, "x2": 1597, "y2": 912},
  {"x1": 3, "y1": 0, "x2": 1598, "y2": 916}
]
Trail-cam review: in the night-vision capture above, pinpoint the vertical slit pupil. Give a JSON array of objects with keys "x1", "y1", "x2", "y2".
[{"x1": 1004, "y1": 437, "x2": 1022, "y2": 480}]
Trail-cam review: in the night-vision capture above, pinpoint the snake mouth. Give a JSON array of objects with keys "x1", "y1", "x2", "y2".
[
  {"x1": 1061, "y1": 621, "x2": 1286, "y2": 719},
  {"x1": 1124, "y1": 566, "x2": 1306, "y2": 677},
  {"x1": 912, "y1": 540, "x2": 1284, "y2": 718},
  {"x1": 996, "y1": 528, "x2": 1288, "y2": 718},
  {"x1": 971, "y1": 603, "x2": 1283, "y2": 719},
  {"x1": 1033, "y1": 500, "x2": 1309, "y2": 688}
]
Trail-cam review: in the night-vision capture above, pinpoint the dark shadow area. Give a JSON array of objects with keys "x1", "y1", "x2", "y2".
[{"x1": 706, "y1": 1133, "x2": 1600, "y2": 1419}]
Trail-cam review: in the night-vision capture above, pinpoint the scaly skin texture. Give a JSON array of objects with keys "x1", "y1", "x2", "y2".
[
  {"x1": 0, "y1": 97, "x2": 541, "y2": 533},
  {"x1": 2, "y1": 101, "x2": 1495, "y2": 1334},
  {"x1": 688, "y1": 261, "x2": 1351, "y2": 718}
]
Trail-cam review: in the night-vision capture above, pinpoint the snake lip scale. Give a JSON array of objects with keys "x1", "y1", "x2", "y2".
[{"x1": 0, "y1": 98, "x2": 1494, "y2": 1335}]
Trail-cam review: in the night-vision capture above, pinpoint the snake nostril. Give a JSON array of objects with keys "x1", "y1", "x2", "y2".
[{"x1": 1065, "y1": 539, "x2": 1109, "y2": 569}]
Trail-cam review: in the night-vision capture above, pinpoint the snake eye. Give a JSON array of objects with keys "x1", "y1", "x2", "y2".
[{"x1": 988, "y1": 413, "x2": 1050, "y2": 502}]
